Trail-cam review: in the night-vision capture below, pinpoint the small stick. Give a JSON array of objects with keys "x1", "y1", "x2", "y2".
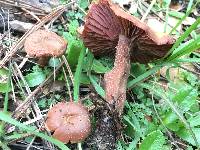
[
  {"x1": 0, "y1": 0, "x2": 47, "y2": 13},
  {"x1": 62, "y1": 67, "x2": 73, "y2": 102},
  {"x1": 61, "y1": 55, "x2": 74, "y2": 85},
  {"x1": 21, "y1": 8, "x2": 41, "y2": 22},
  {"x1": 180, "y1": 65, "x2": 200, "y2": 76}
]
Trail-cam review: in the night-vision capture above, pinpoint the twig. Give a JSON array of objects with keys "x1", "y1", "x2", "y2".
[
  {"x1": 21, "y1": 8, "x2": 41, "y2": 22},
  {"x1": 0, "y1": 0, "x2": 47, "y2": 13},
  {"x1": 180, "y1": 65, "x2": 200, "y2": 76}
]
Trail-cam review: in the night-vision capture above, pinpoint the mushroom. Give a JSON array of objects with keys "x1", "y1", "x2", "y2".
[
  {"x1": 80, "y1": 0, "x2": 175, "y2": 113},
  {"x1": 24, "y1": 29, "x2": 67, "y2": 66},
  {"x1": 45, "y1": 102, "x2": 91, "y2": 143}
]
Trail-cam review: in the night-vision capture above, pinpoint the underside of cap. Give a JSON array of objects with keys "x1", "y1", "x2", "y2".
[
  {"x1": 81, "y1": 0, "x2": 120, "y2": 56},
  {"x1": 24, "y1": 30, "x2": 67, "y2": 58},
  {"x1": 81, "y1": 0, "x2": 175, "y2": 63}
]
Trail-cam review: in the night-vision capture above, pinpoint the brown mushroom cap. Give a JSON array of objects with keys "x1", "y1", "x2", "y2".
[
  {"x1": 24, "y1": 30, "x2": 67, "y2": 58},
  {"x1": 81, "y1": 0, "x2": 175, "y2": 63},
  {"x1": 45, "y1": 102, "x2": 91, "y2": 143}
]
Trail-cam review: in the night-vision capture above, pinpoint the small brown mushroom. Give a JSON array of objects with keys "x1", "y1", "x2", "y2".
[
  {"x1": 80, "y1": 0, "x2": 175, "y2": 113},
  {"x1": 24, "y1": 29, "x2": 67, "y2": 66},
  {"x1": 45, "y1": 102, "x2": 91, "y2": 143}
]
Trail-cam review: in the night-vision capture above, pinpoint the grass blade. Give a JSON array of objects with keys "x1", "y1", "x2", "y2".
[
  {"x1": 89, "y1": 75, "x2": 105, "y2": 98},
  {"x1": 169, "y1": 1, "x2": 199, "y2": 35},
  {"x1": 167, "y1": 37, "x2": 200, "y2": 61},
  {"x1": 127, "y1": 65, "x2": 162, "y2": 89},
  {"x1": 4, "y1": 64, "x2": 12, "y2": 113},
  {"x1": 166, "y1": 17, "x2": 200, "y2": 58},
  {"x1": 73, "y1": 47, "x2": 86, "y2": 101},
  {"x1": 171, "y1": 58, "x2": 200, "y2": 63}
]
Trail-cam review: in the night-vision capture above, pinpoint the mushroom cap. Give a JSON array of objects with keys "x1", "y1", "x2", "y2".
[
  {"x1": 45, "y1": 102, "x2": 91, "y2": 143},
  {"x1": 24, "y1": 30, "x2": 67, "y2": 58},
  {"x1": 81, "y1": 0, "x2": 175, "y2": 63}
]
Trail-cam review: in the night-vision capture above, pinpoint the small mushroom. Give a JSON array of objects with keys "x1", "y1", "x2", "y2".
[
  {"x1": 45, "y1": 102, "x2": 91, "y2": 143},
  {"x1": 24, "y1": 30, "x2": 67, "y2": 66},
  {"x1": 80, "y1": 0, "x2": 175, "y2": 113}
]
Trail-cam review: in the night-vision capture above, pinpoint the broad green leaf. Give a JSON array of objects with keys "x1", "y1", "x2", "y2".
[
  {"x1": 24, "y1": 136, "x2": 34, "y2": 143},
  {"x1": 162, "y1": 112, "x2": 180, "y2": 131},
  {"x1": 68, "y1": 20, "x2": 79, "y2": 36},
  {"x1": 139, "y1": 130, "x2": 165, "y2": 150},
  {"x1": 0, "y1": 68, "x2": 9, "y2": 76},
  {"x1": 84, "y1": 50, "x2": 94, "y2": 73},
  {"x1": 0, "y1": 68, "x2": 11, "y2": 93},
  {"x1": 63, "y1": 32, "x2": 75, "y2": 42},
  {"x1": 0, "y1": 112, "x2": 69, "y2": 150},
  {"x1": 130, "y1": 63, "x2": 147, "y2": 77},
  {"x1": 38, "y1": 98, "x2": 47, "y2": 108},
  {"x1": 0, "y1": 83, "x2": 11, "y2": 93},
  {"x1": 91, "y1": 59, "x2": 110, "y2": 73},
  {"x1": 171, "y1": 87, "x2": 197, "y2": 112},
  {"x1": 78, "y1": 0, "x2": 89, "y2": 10},
  {"x1": 176, "y1": 128, "x2": 200, "y2": 146},
  {"x1": 188, "y1": 115, "x2": 200, "y2": 127},
  {"x1": 67, "y1": 40, "x2": 83, "y2": 68},
  {"x1": 25, "y1": 70, "x2": 46, "y2": 87},
  {"x1": 80, "y1": 73, "x2": 90, "y2": 85}
]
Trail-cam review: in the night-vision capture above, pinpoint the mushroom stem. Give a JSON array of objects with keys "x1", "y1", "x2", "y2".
[
  {"x1": 37, "y1": 56, "x2": 50, "y2": 67},
  {"x1": 104, "y1": 35, "x2": 130, "y2": 114}
]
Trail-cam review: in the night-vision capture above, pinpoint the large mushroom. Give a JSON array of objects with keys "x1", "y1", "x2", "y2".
[
  {"x1": 81, "y1": 0, "x2": 174, "y2": 113},
  {"x1": 45, "y1": 102, "x2": 91, "y2": 143},
  {"x1": 24, "y1": 29, "x2": 67, "y2": 66}
]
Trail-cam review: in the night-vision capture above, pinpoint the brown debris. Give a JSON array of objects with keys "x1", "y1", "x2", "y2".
[{"x1": 45, "y1": 102, "x2": 91, "y2": 144}]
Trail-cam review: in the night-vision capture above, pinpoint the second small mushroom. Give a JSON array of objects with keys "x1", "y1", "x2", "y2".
[
  {"x1": 81, "y1": 0, "x2": 175, "y2": 113},
  {"x1": 45, "y1": 102, "x2": 91, "y2": 143},
  {"x1": 24, "y1": 29, "x2": 67, "y2": 66}
]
